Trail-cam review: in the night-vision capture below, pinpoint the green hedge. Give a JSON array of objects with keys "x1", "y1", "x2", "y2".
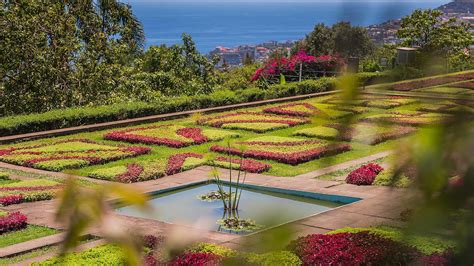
[{"x1": 0, "y1": 78, "x2": 335, "y2": 137}]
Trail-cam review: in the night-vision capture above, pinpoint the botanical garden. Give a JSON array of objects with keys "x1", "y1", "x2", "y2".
[{"x1": 0, "y1": 1, "x2": 473, "y2": 265}]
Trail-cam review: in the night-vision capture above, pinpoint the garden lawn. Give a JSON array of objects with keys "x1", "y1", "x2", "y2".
[
  {"x1": 0, "y1": 225, "x2": 58, "y2": 248},
  {"x1": 0, "y1": 94, "x2": 460, "y2": 179}
]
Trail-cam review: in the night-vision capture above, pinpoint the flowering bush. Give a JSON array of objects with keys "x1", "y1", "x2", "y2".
[
  {"x1": 0, "y1": 139, "x2": 151, "y2": 171},
  {"x1": 210, "y1": 137, "x2": 350, "y2": 165},
  {"x1": 211, "y1": 156, "x2": 271, "y2": 173},
  {"x1": 263, "y1": 103, "x2": 320, "y2": 117},
  {"x1": 346, "y1": 163, "x2": 384, "y2": 186},
  {"x1": 170, "y1": 253, "x2": 222, "y2": 266},
  {"x1": 0, "y1": 211, "x2": 28, "y2": 233},
  {"x1": 252, "y1": 51, "x2": 345, "y2": 82},
  {"x1": 288, "y1": 231, "x2": 419, "y2": 265}
]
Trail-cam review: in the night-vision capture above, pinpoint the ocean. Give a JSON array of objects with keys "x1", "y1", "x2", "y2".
[{"x1": 128, "y1": 1, "x2": 449, "y2": 53}]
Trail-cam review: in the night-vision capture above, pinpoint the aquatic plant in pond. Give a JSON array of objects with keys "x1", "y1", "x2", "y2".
[
  {"x1": 209, "y1": 144, "x2": 261, "y2": 232},
  {"x1": 198, "y1": 190, "x2": 232, "y2": 202}
]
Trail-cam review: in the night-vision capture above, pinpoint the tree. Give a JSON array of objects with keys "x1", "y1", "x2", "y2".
[
  {"x1": 298, "y1": 22, "x2": 374, "y2": 59},
  {"x1": 397, "y1": 9, "x2": 472, "y2": 71},
  {"x1": 0, "y1": 0, "x2": 144, "y2": 115}
]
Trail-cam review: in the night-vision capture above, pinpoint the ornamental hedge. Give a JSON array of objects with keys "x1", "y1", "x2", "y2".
[{"x1": 0, "y1": 78, "x2": 335, "y2": 137}]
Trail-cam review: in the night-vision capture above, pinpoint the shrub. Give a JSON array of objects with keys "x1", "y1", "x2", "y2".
[
  {"x1": 0, "y1": 195, "x2": 24, "y2": 206},
  {"x1": 0, "y1": 78, "x2": 335, "y2": 137},
  {"x1": 346, "y1": 163, "x2": 384, "y2": 186},
  {"x1": 210, "y1": 157, "x2": 271, "y2": 173},
  {"x1": 186, "y1": 243, "x2": 237, "y2": 258},
  {"x1": 0, "y1": 212, "x2": 28, "y2": 234},
  {"x1": 170, "y1": 252, "x2": 222, "y2": 266},
  {"x1": 288, "y1": 231, "x2": 419, "y2": 265},
  {"x1": 166, "y1": 153, "x2": 204, "y2": 175},
  {"x1": 36, "y1": 244, "x2": 126, "y2": 265},
  {"x1": 211, "y1": 137, "x2": 351, "y2": 165},
  {"x1": 263, "y1": 103, "x2": 320, "y2": 117},
  {"x1": 245, "y1": 251, "x2": 302, "y2": 266}
]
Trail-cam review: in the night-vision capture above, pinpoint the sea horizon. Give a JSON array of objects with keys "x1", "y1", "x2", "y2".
[{"x1": 128, "y1": 1, "x2": 449, "y2": 53}]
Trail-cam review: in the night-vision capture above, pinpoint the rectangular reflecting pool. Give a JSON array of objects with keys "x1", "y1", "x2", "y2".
[{"x1": 116, "y1": 182, "x2": 360, "y2": 234}]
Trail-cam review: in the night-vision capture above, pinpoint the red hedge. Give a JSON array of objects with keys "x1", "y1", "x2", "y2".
[
  {"x1": 0, "y1": 195, "x2": 24, "y2": 206},
  {"x1": 166, "y1": 153, "x2": 203, "y2": 175},
  {"x1": 0, "y1": 212, "x2": 28, "y2": 233},
  {"x1": 288, "y1": 232, "x2": 419, "y2": 266},
  {"x1": 263, "y1": 103, "x2": 320, "y2": 117},
  {"x1": 210, "y1": 143, "x2": 351, "y2": 165},
  {"x1": 170, "y1": 253, "x2": 222, "y2": 266},
  {"x1": 346, "y1": 163, "x2": 384, "y2": 186},
  {"x1": 214, "y1": 156, "x2": 271, "y2": 173}
]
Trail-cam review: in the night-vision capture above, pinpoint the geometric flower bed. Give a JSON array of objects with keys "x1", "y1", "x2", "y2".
[
  {"x1": 294, "y1": 123, "x2": 416, "y2": 145},
  {"x1": 104, "y1": 125, "x2": 238, "y2": 148},
  {"x1": 362, "y1": 112, "x2": 448, "y2": 126},
  {"x1": 0, "y1": 139, "x2": 151, "y2": 171},
  {"x1": 0, "y1": 179, "x2": 62, "y2": 206},
  {"x1": 0, "y1": 211, "x2": 28, "y2": 234},
  {"x1": 325, "y1": 96, "x2": 416, "y2": 109},
  {"x1": 210, "y1": 136, "x2": 351, "y2": 165},
  {"x1": 263, "y1": 103, "x2": 321, "y2": 117},
  {"x1": 209, "y1": 156, "x2": 271, "y2": 173},
  {"x1": 346, "y1": 163, "x2": 384, "y2": 185},
  {"x1": 88, "y1": 160, "x2": 167, "y2": 183},
  {"x1": 197, "y1": 112, "x2": 309, "y2": 133}
]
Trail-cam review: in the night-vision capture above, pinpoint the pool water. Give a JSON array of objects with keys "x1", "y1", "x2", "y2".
[{"x1": 116, "y1": 183, "x2": 348, "y2": 234}]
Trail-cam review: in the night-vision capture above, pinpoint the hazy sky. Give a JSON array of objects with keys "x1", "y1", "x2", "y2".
[{"x1": 126, "y1": 0, "x2": 448, "y2": 2}]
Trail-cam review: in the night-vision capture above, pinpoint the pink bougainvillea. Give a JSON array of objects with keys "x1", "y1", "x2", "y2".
[
  {"x1": 252, "y1": 50, "x2": 345, "y2": 82},
  {"x1": 170, "y1": 253, "x2": 222, "y2": 266},
  {"x1": 288, "y1": 232, "x2": 419, "y2": 266},
  {"x1": 0, "y1": 212, "x2": 28, "y2": 233},
  {"x1": 346, "y1": 163, "x2": 384, "y2": 186}
]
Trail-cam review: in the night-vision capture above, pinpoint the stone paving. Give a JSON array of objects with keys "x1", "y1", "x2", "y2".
[{"x1": 0, "y1": 149, "x2": 416, "y2": 263}]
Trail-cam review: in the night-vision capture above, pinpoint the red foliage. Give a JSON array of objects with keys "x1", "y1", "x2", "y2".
[
  {"x1": 143, "y1": 235, "x2": 164, "y2": 250},
  {"x1": 0, "y1": 194, "x2": 24, "y2": 206},
  {"x1": 166, "y1": 153, "x2": 204, "y2": 175},
  {"x1": 288, "y1": 231, "x2": 419, "y2": 266},
  {"x1": 170, "y1": 253, "x2": 222, "y2": 266},
  {"x1": 346, "y1": 163, "x2": 384, "y2": 186},
  {"x1": 214, "y1": 156, "x2": 271, "y2": 173},
  {"x1": 115, "y1": 163, "x2": 145, "y2": 183},
  {"x1": 0, "y1": 212, "x2": 28, "y2": 233},
  {"x1": 176, "y1": 128, "x2": 208, "y2": 144},
  {"x1": 210, "y1": 143, "x2": 351, "y2": 165},
  {"x1": 419, "y1": 252, "x2": 453, "y2": 266},
  {"x1": 263, "y1": 103, "x2": 320, "y2": 117},
  {"x1": 144, "y1": 254, "x2": 158, "y2": 266},
  {"x1": 105, "y1": 125, "x2": 209, "y2": 148}
]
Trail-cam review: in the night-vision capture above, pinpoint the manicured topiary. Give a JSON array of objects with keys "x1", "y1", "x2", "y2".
[
  {"x1": 166, "y1": 153, "x2": 205, "y2": 175},
  {"x1": 346, "y1": 163, "x2": 384, "y2": 186},
  {"x1": 210, "y1": 156, "x2": 271, "y2": 173},
  {"x1": 0, "y1": 212, "x2": 28, "y2": 234}
]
